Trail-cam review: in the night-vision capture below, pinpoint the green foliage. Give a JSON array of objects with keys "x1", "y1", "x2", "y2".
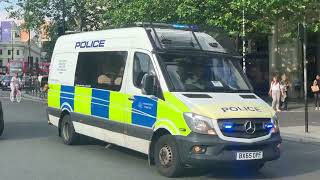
[{"x1": 5, "y1": 0, "x2": 320, "y2": 58}]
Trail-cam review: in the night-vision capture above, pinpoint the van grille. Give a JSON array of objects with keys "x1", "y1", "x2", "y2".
[{"x1": 218, "y1": 118, "x2": 271, "y2": 139}]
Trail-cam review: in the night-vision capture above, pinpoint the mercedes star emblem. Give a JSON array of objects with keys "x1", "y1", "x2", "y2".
[{"x1": 244, "y1": 121, "x2": 256, "y2": 134}]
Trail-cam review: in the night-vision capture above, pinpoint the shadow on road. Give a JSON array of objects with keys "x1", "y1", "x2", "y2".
[
  {"x1": 88, "y1": 140, "x2": 320, "y2": 179},
  {"x1": 0, "y1": 121, "x2": 55, "y2": 140}
]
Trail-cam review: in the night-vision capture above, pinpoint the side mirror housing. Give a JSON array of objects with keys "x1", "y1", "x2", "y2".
[{"x1": 141, "y1": 74, "x2": 156, "y2": 95}]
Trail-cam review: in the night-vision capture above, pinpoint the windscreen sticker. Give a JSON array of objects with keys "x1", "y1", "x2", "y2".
[{"x1": 211, "y1": 81, "x2": 223, "y2": 87}]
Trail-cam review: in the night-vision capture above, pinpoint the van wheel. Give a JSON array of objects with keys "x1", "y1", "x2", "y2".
[
  {"x1": 61, "y1": 115, "x2": 79, "y2": 145},
  {"x1": 154, "y1": 135, "x2": 184, "y2": 177}
]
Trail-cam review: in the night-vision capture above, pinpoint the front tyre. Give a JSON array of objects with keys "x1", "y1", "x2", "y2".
[
  {"x1": 10, "y1": 92, "x2": 14, "y2": 102},
  {"x1": 16, "y1": 91, "x2": 21, "y2": 103},
  {"x1": 61, "y1": 115, "x2": 79, "y2": 145},
  {"x1": 154, "y1": 135, "x2": 184, "y2": 177}
]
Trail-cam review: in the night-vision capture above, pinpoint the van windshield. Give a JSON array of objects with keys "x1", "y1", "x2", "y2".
[{"x1": 158, "y1": 53, "x2": 252, "y2": 93}]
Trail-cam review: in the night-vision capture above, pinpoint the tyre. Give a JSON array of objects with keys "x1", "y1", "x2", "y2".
[
  {"x1": 60, "y1": 115, "x2": 79, "y2": 145},
  {"x1": 10, "y1": 92, "x2": 14, "y2": 102},
  {"x1": 154, "y1": 135, "x2": 184, "y2": 177},
  {"x1": 16, "y1": 91, "x2": 22, "y2": 103}
]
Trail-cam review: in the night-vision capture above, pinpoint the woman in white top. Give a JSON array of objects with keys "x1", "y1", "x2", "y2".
[{"x1": 269, "y1": 75, "x2": 283, "y2": 112}]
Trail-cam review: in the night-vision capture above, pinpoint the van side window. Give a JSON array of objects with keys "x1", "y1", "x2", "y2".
[
  {"x1": 75, "y1": 51, "x2": 127, "y2": 91},
  {"x1": 133, "y1": 52, "x2": 155, "y2": 88}
]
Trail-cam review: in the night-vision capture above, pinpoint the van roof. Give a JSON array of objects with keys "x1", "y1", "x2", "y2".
[{"x1": 53, "y1": 27, "x2": 226, "y2": 53}]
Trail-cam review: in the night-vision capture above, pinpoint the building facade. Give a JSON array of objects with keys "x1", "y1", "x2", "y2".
[
  {"x1": 245, "y1": 29, "x2": 320, "y2": 99},
  {"x1": 0, "y1": 21, "x2": 41, "y2": 69}
]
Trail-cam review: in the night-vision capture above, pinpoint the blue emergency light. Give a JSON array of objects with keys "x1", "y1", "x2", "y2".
[
  {"x1": 264, "y1": 122, "x2": 274, "y2": 129},
  {"x1": 172, "y1": 24, "x2": 199, "y2": 31},
  {"x1": 222, "y1": 122, "x2": 234, "y2": 130},
  {"x1": 172, "y1": 24, "x2": 189, "y2": 29}
]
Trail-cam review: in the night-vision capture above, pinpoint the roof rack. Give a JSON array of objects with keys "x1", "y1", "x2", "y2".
[{"x1": 136, "y1": 22, "x2": 203, "y2": 51}]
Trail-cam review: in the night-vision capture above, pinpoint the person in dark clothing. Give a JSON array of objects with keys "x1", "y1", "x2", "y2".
[
  {"x1": 313, "y1": 75, "x2": 320, "y2": 110},
  {"x1": 280, "y1": 73, "x2": 290, "y2": 110}
]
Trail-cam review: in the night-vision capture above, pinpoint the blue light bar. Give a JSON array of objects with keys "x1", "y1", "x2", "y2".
[
  {"x1": 223, "y1": 122, "x2": 233, "y2": 129},
  {"x1": 265, "y1": 122, "x2": 274, "y2": 129},
  {"x1": 172, "y1": 24, "x2": 189, "y2": 29},
  {"x1": 189, "y1": 25, "x2": 199, "y2": 31},
  {"x1": 172, "y1": 24, "x2": 199, "y2": 31}
]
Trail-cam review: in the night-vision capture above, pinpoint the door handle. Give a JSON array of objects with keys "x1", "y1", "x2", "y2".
[{"x1": 128, "y1": 96, "x2": 135, "y2": 101}]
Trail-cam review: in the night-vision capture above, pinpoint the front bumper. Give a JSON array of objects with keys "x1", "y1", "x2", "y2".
[{"x1": 175, "y1": 133, "x2": 282, "y2": 167}]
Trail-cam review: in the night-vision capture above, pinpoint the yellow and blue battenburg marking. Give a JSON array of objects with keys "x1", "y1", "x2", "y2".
[
  {"x1": 91, "y1": 89, "x2": 110, "y2": 118},
  {"x1": 60, "y1": 86, "x2": 75, "y2": 112},
  {"x1": 48, "y1": 84, "x2": 192, "y2": 137},
  {"x1": 132, "y1": 96, "x2": 158, "y2": 127}
]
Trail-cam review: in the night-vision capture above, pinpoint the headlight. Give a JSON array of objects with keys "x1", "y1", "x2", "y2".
[
  {"x1": 183, "y1": 112, "x2": 217, "y2": 135},
  {"x1": 271, "y1": 115, "x2": 280, "y2": 133}
]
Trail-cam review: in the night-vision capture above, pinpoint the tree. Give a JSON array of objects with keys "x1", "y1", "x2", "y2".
[{"x1": 6, "y1": 0, "x2": 320, "y2": 60}]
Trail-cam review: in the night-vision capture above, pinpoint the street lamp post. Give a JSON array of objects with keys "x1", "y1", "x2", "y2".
[
  {"x1": 62, "y1": 0, "x2": 66, "y2": 34},
  {"x1": 242, "y1": 0, "x2": 246, "y2": 73},
  {"x1": 11, "y1": 22, "x2": 14, "y2": 61},
  {"x1": 302, "y1": 21, "x2": 308, "y2": 133},
  {"x1": 28, "y1": 10, "x2": 33, "y2": 74},
  {"x1": 299, "y1": 21, "x2": 308, "y2": 133}
]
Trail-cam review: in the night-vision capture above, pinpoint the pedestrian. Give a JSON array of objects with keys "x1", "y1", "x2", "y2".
[
  {"x1": 35, "y1": 75, "x2": 40, "y2": 96},
  {"x1": 269, "y1": 75, "x2": 282, "y2": 112},
  {"x1": 280, "y1": 73, "x2": 290, "y2": 110},
  {"x1": 31, "y1": 76, "x2": 36, "y2": 95},
  {"x1": 311, "y1": 74, "x2": 320, "y2": 110}
]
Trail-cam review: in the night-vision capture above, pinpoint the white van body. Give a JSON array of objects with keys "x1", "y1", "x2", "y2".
[{"x1": 47, "y1": 25, "x2": 281, "y2": 177}]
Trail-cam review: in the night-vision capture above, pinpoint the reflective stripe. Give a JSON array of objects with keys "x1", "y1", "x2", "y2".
[
  {"x1": 48, "y1": 84, "x2": 61, "y2": 108},
  {"x1": 60, "y1": 85, "x2": 74, "y2": 112},
  {"x1": 48, "y1": 85, "x2": 192, "y2": 139},
  {"x1": 156, "y1": 92, "x2": 191, "y2": 136},
  {"x1": 109, "y1": 91, "x2": 126, "y2": 123},
  {"x1": 91, "y1": 89, "x2": 110, "y2": 118},
  {"x1": 74, "y1": 86, "x2": 92, "y2": 115},
  {"x1": 131, "y1": 96, "x2": 158, "y2": 128}
]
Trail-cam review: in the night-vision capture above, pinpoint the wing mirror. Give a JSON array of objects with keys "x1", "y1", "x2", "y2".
[{"x1": 141, "y1": 74, "x2": 156, "y2": 96}]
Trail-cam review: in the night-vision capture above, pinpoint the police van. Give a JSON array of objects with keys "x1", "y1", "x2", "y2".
[{"x1": 47, "y1": 23, "x2": 281, "y2": 177}]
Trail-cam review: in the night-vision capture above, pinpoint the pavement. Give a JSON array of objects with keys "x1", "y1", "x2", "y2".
[
  {"x1": 22, "y1": 91, "x2": 47, "y2": 102},
  {"x1": 1, "y1": 97, "x2": 320, "y2": 179},
  {"x1": 280, "y1": 126, "x2": 320, "y2": 144}
]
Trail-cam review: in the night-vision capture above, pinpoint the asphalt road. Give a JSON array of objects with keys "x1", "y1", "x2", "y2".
[{"x1": 1, "y1": 95, "x2": 320, "y2": 179}]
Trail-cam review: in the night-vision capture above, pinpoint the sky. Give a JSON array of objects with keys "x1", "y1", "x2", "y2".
[{"x1": 0, "y1": 0, "x2": 20, "y2": 23}]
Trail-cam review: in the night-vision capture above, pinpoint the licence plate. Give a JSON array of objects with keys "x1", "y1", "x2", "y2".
[{"x1": 236, "y1": 151, "x2": 263, "y2": 160}]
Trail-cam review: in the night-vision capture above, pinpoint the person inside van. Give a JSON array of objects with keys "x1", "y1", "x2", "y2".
[
  {"x1": 184, "y1": 64, "x2": 206, "y2": 90},
  {"x1": 114, "y1": 66, "x2": 125, "y2": 86},
  {"x1": 97, "y1": 64, "x2": 112, "y2": 88}
]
